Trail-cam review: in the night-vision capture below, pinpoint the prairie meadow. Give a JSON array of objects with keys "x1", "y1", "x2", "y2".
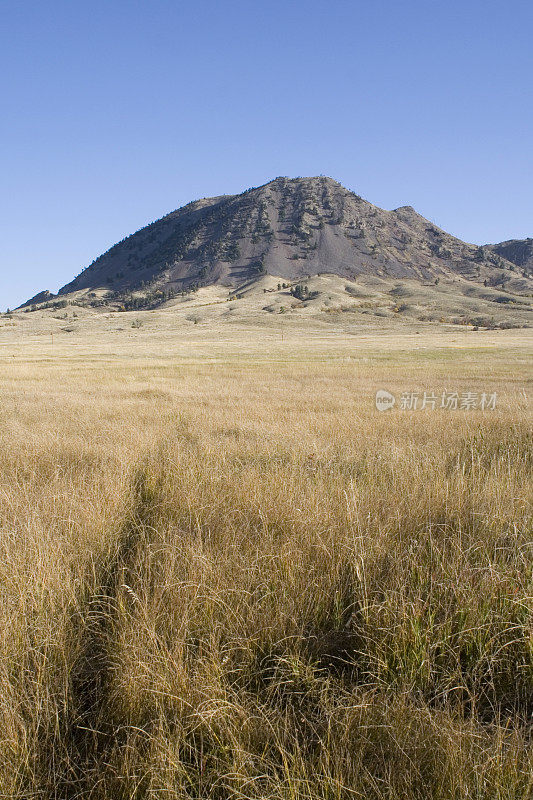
[{"x1": 0, "y1": 320, "x2": 531, "y2": 799}]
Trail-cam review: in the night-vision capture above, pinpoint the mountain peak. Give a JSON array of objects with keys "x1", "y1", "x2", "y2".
[{"x1": 22, "y1": 177, "x2": 532, "y2": 307}]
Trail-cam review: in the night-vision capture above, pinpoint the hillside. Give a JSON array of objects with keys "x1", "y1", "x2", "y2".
[
  {"x1": 22, "y1": 177, "x2": 533, "y2": 310},
  {"x1": 487, "y1": 238, "x2": 533, "y2": 275}
]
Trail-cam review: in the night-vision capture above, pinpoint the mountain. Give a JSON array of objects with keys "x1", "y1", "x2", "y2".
[
  {"x1": 22, "y1": 177, "x2": 532, "y2": 308},
  {"x1": 486, "y1": 238, "x2": 533, "y2": 275}
]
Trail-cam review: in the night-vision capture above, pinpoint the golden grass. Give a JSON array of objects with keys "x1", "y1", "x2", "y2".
[{"x1": 0, "y1": 326, "x2": 531, "y2": 799}]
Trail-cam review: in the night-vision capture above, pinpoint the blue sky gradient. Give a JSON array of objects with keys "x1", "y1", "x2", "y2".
[{"x1": 1, "y1": 0, "x2": 532, "y2": 309}]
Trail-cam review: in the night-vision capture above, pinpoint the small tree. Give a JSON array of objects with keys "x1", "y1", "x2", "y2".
[{"x1": 290, "y1": 284, "x2": 310, "y2": 301}]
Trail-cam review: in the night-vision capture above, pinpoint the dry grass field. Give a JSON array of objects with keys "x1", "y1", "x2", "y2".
[{"x1": 0, "y1": 315, "x2": 531, "y2": 799}]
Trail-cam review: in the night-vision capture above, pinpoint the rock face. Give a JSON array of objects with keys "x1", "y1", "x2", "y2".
[
  {"x1": 28, "y1": 177, "x2": 533, "y2": 303},
  {"x1": 487, "y1": 238, "x2": 533, "y2": 275}
]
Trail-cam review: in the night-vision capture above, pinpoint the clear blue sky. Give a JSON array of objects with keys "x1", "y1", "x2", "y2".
[{"x1": 1, "y1": 0, "x2": 532, "y2": 309}]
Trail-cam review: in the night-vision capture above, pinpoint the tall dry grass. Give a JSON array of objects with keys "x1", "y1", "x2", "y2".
[{"x1": 0, "y1": 347, "x2": 531, "y2": 799}]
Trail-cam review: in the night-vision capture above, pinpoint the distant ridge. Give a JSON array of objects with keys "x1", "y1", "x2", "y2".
[{"x1": 486, "y1": 238, "x2": 533, "y2": 275}]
